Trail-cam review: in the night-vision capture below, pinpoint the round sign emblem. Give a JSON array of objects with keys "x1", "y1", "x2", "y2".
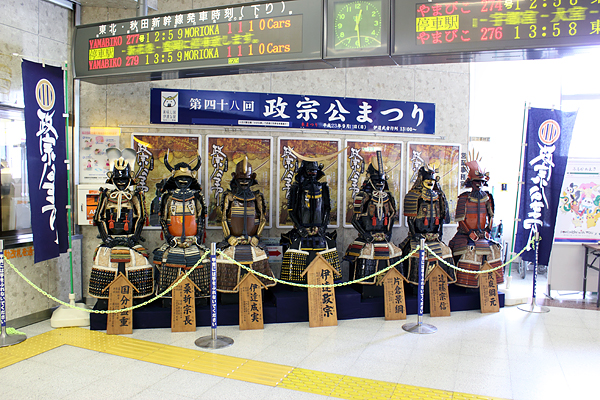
[
  {"x1": 538, "y1": 119, "x2": 560, "y2": 145},
  {"x1": 35, "y1": 79, "x2": 55, "y2": 111}
]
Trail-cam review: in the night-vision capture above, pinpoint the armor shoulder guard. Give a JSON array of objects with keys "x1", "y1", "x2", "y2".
[
  {"x1": 403, "y1": 190, "x2": 420, "y2": 217},
  {"x1": 353, "y1": 191, "x2": 368, "y2": 214},
  {"x1": 454, "y1": 192, "x2": 469, "y2": 221}
]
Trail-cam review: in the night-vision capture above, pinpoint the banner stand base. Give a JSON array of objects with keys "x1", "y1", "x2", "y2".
[
  {"x1": 50, "y1": 294, "x2": 90, "y2": 328},
  {"x1": 195, "y1": 335, "x2": 234, "y2": 349},
  {"x1": 402, "y1": 322, "x2": 437, "y2": 334},
  {"x1": 0, "y1": 326, "x2": 27, "y2": 348},
  {"x1": 518, "y1": 300, "x2": 550, "y2": 313}
]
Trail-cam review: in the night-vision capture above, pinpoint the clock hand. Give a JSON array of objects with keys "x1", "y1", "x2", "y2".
[{"x1": 354, "y1": 9, "x2": 363, "y2": 46}]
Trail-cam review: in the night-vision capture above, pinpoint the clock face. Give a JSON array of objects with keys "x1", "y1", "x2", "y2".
[{"x1": 334, "y1": 1, "x2": 382, "y2": 49}]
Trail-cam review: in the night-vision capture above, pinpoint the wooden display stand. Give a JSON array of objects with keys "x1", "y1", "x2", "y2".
[
  {"x1": 104, "y1": 273, "x2": 137, "y2": 335},
  {"x1": 426, "y1": 264, "x2": 452, "y2": 317},
  {"x1": 479, "y1": 262, "x2": 500, "y2": 313},
  {"x1": 234, "y1": 272, "x2": 267, "y2": 330},
  {"x1": 171, "y1": 275, "x2": 201, "y2": 332},
  {"x1": 377, "y1": 267, "x2": 407, "y2": 320},
  {"x1": 301, "y1": 254, "x2": 338, "y2": 328}
]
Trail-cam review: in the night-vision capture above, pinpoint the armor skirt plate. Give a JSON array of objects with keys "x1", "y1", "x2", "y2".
[
  {"x1": 215, "y1": 244, "x2": 276, "y2": 292},
  {"x1": 399, "y1": 236, "x2": 456, "y2": 285},
  {"x1": 449, "y1": 234, "x2": 504, "y2": 288},
  {"x1": 89, "y1": 245, "x2": 154, "y2": 299},
  {"x1": 153, "y1": 243, "x2": 210, "y2": 298},
  {"x1": 280, "y1": 237, "x2": 341, "y2": 284},
  {"x1": 345, "y1": 241, "x2": 403, "y2": 284}
]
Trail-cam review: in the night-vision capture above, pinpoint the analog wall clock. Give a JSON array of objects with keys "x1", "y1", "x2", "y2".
[{"x1": 325, "y1": 0, "x2": 390, "y2": 59}]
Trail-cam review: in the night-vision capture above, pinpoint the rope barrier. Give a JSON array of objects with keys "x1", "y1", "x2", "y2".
[
  {"x1": 2, "y1": 250, "x2": 210, "y2": 314},
  {"x1": 423, "y1": 234, "x2": 536, "y2": 274},
  {"x1": 3, "y1": 236, "x2": 538, "y2": 314},
  {"x1": 216, "y1": 247, "x2": 420, "y2": 288}
]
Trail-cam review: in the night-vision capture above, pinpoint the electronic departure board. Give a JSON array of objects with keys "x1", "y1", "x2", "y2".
[
  {"x1": 393, "y1": 0, "x2": 600, "y2": 61},
  {"x1": 73, "y1": 0, "x2": 323, "y2": 83}
]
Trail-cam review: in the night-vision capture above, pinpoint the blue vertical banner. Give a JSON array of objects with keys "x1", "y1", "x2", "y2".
[
  {"x1": 22, "y1": 60, "x2": 69, "y2": 263},
  {"x1": 515, "y1": 107, "x2": 578, "y2": 266}
]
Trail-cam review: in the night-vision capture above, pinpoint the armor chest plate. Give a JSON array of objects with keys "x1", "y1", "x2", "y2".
[
  {"x1": 362, "y1": 193, "x2": 392, "y2": 231},
  {"x1": 167, "y1": 195, "x2": 198, "y2": 237},
  {"x1": 300, "y1": 184, "x2": 323, "y2": 226},
  {"x1": 104, "y1": 191, "x2": 135, "y2": 235},
  {"x1": 228, "y1": 197, "x2": 258, "y2": 236},
  {"x1": 463, "y1": 198, "x2": 489, "y2": 230}
]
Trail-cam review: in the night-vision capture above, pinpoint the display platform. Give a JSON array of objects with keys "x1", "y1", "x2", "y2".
[{"x1": 89, "y1": 284, "x2": 505, "y2": 330}]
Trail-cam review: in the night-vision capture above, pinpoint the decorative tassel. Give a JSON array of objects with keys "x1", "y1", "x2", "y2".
[
  {"x1": 108, "y1": 214, "x2": 115, "y2": 229},
  {"x1": 424, "y1": 218, "x2": 428, "y2": 225},
  {"x1": 435, "y1": 217, "x2": 439, "y2": 225},
  {"x1": 124, "y1": 215, "x2": 130, "y2": 232},
  {"x1": 384, "y1": 216, "x2": 388, "y2": 225},
  {"x1": 372, "y1": 215, "x2": 377, "y2": 226}
]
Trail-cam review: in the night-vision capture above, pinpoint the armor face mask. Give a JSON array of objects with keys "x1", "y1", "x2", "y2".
[{"x1": 303, "y1": 161, "x2": 320, "y2": 180}]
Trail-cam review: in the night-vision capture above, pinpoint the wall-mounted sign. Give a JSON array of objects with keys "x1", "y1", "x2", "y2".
[
  {"x1": 150, "y1": 88, "x2": 436, "y2": 134},
  {"x1": 73, "y1": 0, "x2": 324, "y2": 83},
  {"x1": 393, "y1": 0, "x2": 600, "y2": 62}
]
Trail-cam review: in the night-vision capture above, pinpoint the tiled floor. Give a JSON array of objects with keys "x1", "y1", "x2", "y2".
[{"x1": 1, "y1": 271, "x2": 599, "y2": 400}]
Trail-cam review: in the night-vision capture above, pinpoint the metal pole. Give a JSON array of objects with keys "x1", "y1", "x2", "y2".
[
  {"x1": 518, "y1": 231, "x2": 549, "y2": 313},
  {"x1": 403, "y1": 237, "x2": 437, "y2": 334},
  {"x1": 195, "y1": 243, "x2": 233, "y2": 349},
  {"x1": 1, "y1": 240, "x2": 27, "y2": 347}
]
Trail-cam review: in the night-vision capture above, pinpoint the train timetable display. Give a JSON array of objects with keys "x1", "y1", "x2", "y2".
[
  {"x1": 73, "y1": 0, "x2": 322, "y2": 80},
  {"x1": 394, "y1": 0, "x2": 600, "y2": 56}
]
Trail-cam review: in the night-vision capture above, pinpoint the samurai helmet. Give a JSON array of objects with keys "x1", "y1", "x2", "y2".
[
  {"x1": 412, "y1": 163, "x2": 439, "y2": 191},
  {"x1": 465, "y1": 150, "x2": 489, "y2": 187},
  {"x1": 365, "y1": 151, "x2": 388, "y2": 191},
  {"x1": 232, "y1": 156, "x2": 258, "y2": 186},
  {"x1": 164, "y1": 152, "x2": 201, "y2": 179},
  {"x1": 106, "y1": 148, "x2": 136, "y2": 189}
]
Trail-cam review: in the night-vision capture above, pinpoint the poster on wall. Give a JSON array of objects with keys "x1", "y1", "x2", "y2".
[
  {"x1": 406, "y1": 142, "x2": 461, "y2": 222},
  {"x1": 343, "y1": 141, "x2": 403, "y2": 228},
  {"x1": 277, "y1": 138, "x2": 341, "y2": 228},
  {"x1": 205, "y1": 136, "x2": 273, "y2": 229},
  {"x1": 132, "y1": 134, "x2": 201, "y2": 226},
  {"x1": 80, "y1": 127, "x2": 120, "y2": 182},
  {"x1": 555, "y1": 158, "x2": 600, "y2": 243}
]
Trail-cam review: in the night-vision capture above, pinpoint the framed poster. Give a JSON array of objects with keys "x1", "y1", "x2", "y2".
[
  {"x1": 406, "y1": 142, "x2": 461, "y2": 223},
  {"x1": 205, "y1": 136, "x2": 273, "y2": 229},
  {"x1": 277, "y1": 138, "x2": 341, "y2": 228},
  {"x1": 343, "y1": 140, "x2": 403, "y2": 228},
  {"x1": 555, "y1": 158, "x2": 600, "y2": 243},
  {"x1": 80, "y1": 127, "x2": 120, "y2": 182},
  {"x1": 131, "y1": 134, "x2": 201, "y2": 226}
]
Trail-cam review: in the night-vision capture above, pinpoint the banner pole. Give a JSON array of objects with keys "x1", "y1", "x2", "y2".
[
  {"x1": 195, "y1": 243, "x2": 233, "y2": 349},
  {"x1": 403, "y1": 238, "x2": 437, "y2": 334},
  {"x1": 50, "y1": 62, "x2": 89, "y2": 328},
  {"x1": 0, "y1": 240, "x2": 27, "y2": 347},
  {"x1": 518, "y1": 231, "x2": 550, "y2": 313}
]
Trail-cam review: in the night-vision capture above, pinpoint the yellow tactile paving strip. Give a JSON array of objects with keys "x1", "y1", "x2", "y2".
[{"x1": 0, "y1": 327, "x2": 509, "y2": 400}]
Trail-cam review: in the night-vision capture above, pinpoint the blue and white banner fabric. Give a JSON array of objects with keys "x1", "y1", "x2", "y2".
[
  {"x1": 22, "y1": 60, "x2": 69, "y2": 263},
  {"x1": 515, "y1": 107, "x2": 577, "y2": 266},
  {"x1": 150, "y1": 88, "x2": 436, "y2": 134}
]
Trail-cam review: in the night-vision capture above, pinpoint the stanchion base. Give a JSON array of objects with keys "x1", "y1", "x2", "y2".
[
  {"x1": 518, "y1": 302, "x2": 550, "y2": 313},
  {"x1": 402, "y1": 322, "x2": 437, "y2": 334},
  {"x1": 195, "y1": 335, "x2": 234, "y2": 349},
  {"x1": 0, "y1": 331, "x2": 27, "y2": 347}
]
